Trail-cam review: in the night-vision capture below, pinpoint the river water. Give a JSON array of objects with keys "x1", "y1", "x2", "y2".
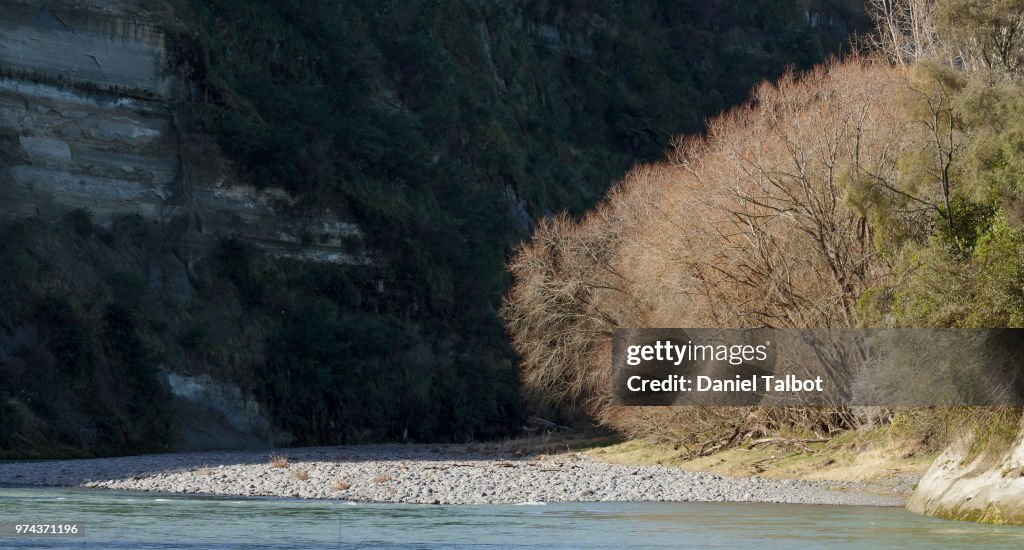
[{"x1": 2, "y1": 487, "x2": 1023, "y2": 549}]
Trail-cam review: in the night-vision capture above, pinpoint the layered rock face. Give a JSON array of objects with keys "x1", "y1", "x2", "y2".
[
  {"x1": 0, "y1": 0, "x2": 365, "y2": 451},
  {"x1": 0, "y1": 0, "x2": 364, "y2": 265},
  {"x1": 909, "y1": 422, "x2": 1024, "y2": 525}
]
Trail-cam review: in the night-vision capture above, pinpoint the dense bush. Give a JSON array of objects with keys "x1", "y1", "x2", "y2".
[
  {"x1": 504, "y1": 0, "x2": 1024, "y2": 452},
  {"x1": 503, "y1": 59, "x2": 906, "y2": 445},
  {"x1": 0, "y1": 218, "x2": 173, "y2": 457},
  {"x1": 217, "y1": 241, "x2": 524, "y2": 443}
]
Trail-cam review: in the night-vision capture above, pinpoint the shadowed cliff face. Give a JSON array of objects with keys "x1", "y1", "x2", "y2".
[
  {"x1": 0, "y1": 0, "x2": 366, "y2": 265},
  {"x1": 0, "y1": 0, "x2": 370, "y2": 455},
  {"x1": 0, "y1": 1, "x2": 171, "y2": 97},
  {"x1": 0, "y1": 0, "x2": 863, "y2": 456}
]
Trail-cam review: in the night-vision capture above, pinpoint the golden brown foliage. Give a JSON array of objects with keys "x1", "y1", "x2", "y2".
[
  {"x1": 502, "y1": 58, "x2": 916, "y2": 450},
  {"x1": 332, "y1": 479, "x2": 352, "y2": 491}
]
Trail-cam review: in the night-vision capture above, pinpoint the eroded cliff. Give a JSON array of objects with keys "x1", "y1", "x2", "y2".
[
  {"x1": 0, "y1": 0, "x2": 365, "y2": 264},
  {"x1": 909, "y1": 418, "x2": 1024, "y2": 525},
  {"x1": 0, "y1": 0, "x2": 365, "y2": 454}
]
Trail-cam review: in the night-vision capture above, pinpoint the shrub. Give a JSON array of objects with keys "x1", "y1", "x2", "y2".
[
  {"x1": 66, "y1": 209, "x2": 93, "y2": 237},
  {"x1": 269, "y1": 453, "x2": 289, "y2": 468},
  {"x1": 331, "y1": 479, "x2": 352, "y2": 491},
  {"x1": 503, "y1": 60, "x2": 905, "y2": 444}
]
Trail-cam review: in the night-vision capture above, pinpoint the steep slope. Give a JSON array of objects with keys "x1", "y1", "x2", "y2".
[
  {"x1": 0, "y1": 0, "x2": 364, "y2": 262},
  {"x1": 0, "y1": 0, "x2": 368, "y2": 455},
  {"x1": 0, "y1": 0, "x2": 863, "y2": 457}
]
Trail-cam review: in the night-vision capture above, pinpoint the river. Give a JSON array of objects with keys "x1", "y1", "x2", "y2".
[{"x1": 2, "y1": 487, "x2": 1023, "y2": 549}]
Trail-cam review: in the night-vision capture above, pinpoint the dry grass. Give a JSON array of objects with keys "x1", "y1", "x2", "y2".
[
  {"x1": 331, "y1": 479, "x2": 352, "y2": 491},
  {"x1": 957, "y1": 408, "x2": 1024, "y2": 467},
  {"x1": 371, "y1": 473, "x2": 391, "y2": 483},
  {"x1": 588, "y1": 422, "x2": 941, "y2": 483},
  {"x1": 269, "y1": 453, "x2": 289, "y2": 469},
  {"x1": 292, "y1": 469, "x2": 309, "y2": 481}
]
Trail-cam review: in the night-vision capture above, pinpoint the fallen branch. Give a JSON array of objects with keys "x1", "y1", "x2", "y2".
[
  {"x1": 526, "y1": 416, "x2": 573, "y2": 432},
  {"x1": 747, "y1": 437, "x2": 829, "y2": 450}
]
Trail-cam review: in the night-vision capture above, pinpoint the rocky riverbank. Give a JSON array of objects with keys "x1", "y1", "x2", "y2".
[{"x1": 0, "y1": 444, "x2": 908, "y2": 506}]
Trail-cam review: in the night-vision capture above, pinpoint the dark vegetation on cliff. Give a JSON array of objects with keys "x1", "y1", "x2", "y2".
[
  {"x1": 184, "y1": 0, "x2": 858, "y2": 443},
  {"x1": 0, "y1": 0, "x2": 861, "y2": 457},
  {"x1": 501, "y1": 0, "x2": 1024, "y2": 456}
]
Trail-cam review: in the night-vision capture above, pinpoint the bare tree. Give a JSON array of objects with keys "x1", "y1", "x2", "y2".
[
  {"x1": 502, "y1": 60, "x2": 914, "y2": 445},
  {"x1": 501, "y1": 173, "x2": 653, "y2": 415},
  {"x1": 868, "y1": 0, "x2": 1024, "y2": 76},
  {"x1": 867, "y1": 0, "x2": 942, "y2": 66},
  {"x1": 682, "y1": 60, "x2": 907, "y2": 327}
]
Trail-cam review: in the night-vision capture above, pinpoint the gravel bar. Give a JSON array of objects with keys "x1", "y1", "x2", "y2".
[{"x1": 0, "y1": 444, "x2": 908, "y2": 506}]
